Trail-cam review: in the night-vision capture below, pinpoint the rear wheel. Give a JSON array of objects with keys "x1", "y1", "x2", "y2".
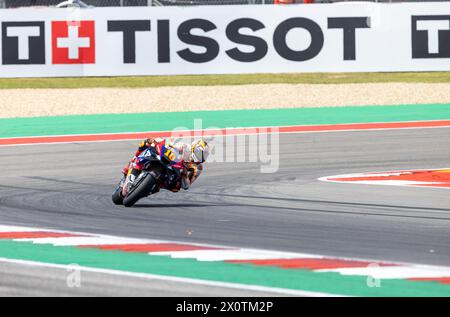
[{"x1": 123, "y1": 173, "x2": 158, "y2": 207}]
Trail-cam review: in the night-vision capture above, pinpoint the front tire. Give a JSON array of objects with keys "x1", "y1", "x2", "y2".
[
  {"x1": 112, "y1": 187, "x2": 124, "y2": 205},
  {"x1": 123, "y1": 173, "x2": 158, "y2": 207}
]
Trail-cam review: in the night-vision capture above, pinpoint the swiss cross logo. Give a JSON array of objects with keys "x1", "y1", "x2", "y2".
[{"x1": 52, "y1": 21, "x2": 95, "y2": 64}]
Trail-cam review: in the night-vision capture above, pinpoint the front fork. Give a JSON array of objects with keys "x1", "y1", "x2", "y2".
[{"x1": 122, "y1": 168, "x2": 138, "y2": 197}]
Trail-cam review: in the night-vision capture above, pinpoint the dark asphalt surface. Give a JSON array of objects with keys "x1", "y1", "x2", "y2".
[{"x1": 0, "y1": 127, "x2": 449, "y2": 285}]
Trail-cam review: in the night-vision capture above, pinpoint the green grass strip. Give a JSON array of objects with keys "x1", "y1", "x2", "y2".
[
  {"x1": 1, "y1": 72, "x2": 450, "y2": 89},
  {"x1": 0, "y1": 104, "x2": 450, "y2": 138}
]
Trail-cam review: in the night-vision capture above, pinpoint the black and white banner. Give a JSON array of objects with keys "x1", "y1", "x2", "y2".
[{"x1": 0, "y1": 2, "x2": 449, "y2": 77}]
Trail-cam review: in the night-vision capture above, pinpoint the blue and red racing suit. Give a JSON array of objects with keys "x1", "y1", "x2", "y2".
[{"x1": 123, "y1": 138, "x2": 203, "y2": 192}]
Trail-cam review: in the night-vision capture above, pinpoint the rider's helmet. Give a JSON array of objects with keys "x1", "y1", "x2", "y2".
[{"x1": 191, "y1": 139, "x2": 210, "y2": 163}]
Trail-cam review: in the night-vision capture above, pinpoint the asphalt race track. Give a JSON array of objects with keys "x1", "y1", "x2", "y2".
[{"x1": 0, "y1": 127, "x2": 450, "y2": 295}]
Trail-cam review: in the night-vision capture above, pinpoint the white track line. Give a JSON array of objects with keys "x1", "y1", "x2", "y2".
[
  {"x1": 318, "y1": 266, "x2": 450, "y2": 279},
  {"x1": 149, "y1": 249, "x2": 321, "y2": 261}
]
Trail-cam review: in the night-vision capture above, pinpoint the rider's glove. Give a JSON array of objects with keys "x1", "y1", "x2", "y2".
[{"x1": 186, "y1": 163, "x2": 198, "y2": 177}]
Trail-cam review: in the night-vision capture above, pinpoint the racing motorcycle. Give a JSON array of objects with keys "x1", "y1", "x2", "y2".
[{"x1": 112, "y1": 142, "x2": 184, "y2": 207}]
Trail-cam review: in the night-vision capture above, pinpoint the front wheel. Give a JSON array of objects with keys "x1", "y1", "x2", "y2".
[
  {"x1": 123, "y1": 173, "x2": 158, "y2": 207},
  {"x1": 112, "y1": 187, "x2": 124, "y2": 205}
]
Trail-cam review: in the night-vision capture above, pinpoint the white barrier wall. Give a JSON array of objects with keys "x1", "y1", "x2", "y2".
[{"x1": 0, "y1": 2, "x2": 449, "y2": 77}]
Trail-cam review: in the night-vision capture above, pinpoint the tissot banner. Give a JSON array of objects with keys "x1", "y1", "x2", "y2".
[{"x1": 0, "y1": 2, "x2": 449, "y2": 77}]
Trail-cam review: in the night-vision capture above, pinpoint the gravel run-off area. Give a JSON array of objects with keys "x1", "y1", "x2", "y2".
[{"x1": 1, "y1": 83, "x2": 450, "y2": 118}]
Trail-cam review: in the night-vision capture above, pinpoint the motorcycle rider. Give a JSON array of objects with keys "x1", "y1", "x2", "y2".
[{"x1": 122, "y1": 138, "x2": 210, "y2": 192}]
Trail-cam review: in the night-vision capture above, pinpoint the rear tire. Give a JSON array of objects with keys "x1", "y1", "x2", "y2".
[
  {"x1": 112, "y1": 187, "x2": 124, "y2": 205},
  {"x1": 123, "y1": 173, "x2": 158, "y2": 207}
]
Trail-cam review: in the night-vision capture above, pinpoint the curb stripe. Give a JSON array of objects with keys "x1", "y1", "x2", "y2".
[
  {"x1": 0, "y1": 257, "x2": 343, "y2": 297},
  {"x1": 0, "y1": 232, "x2": 82, "y2": 239},
  {"x1": 409, "y1": 278, "x2": 450, "y2": 284},
  {"x1": 81, "y1": 243, "x2": 225, "y2": 253},
  {"x1": 2, "y1": 225, "x2": 450, "y2": 289},
  {"x1": 13, "y1": 237, "x2": 151, "y2": 246},
  {"x1": 1, "y1": 120, "x2": 450, "y2": 146},
  {"x1": 148, "y1": 249, "x2": 314, "y2": 261},
  {"x1": 227, "y1": 258, "x2": 397, "y2": 270},
  {"x1": 319, "y1": 168, "x2": 450, "y2": 189}
]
